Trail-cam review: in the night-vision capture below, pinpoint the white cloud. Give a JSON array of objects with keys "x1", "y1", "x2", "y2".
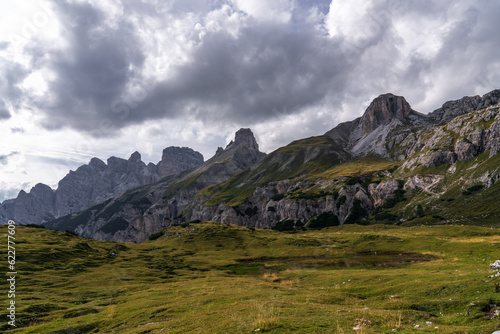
[{"x1": 229, "y1": 0, "x2": 295, "y2": 23}]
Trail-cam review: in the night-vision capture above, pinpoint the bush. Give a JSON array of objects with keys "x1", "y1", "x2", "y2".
[
  {"x1": 244, "y1": 206, "x2": 258, "y2": 217},
  {"x1": 381, "y1": 188, "x2": 406, "y2": 209},
  {"x1": 415, "y1": 204, "x2": 425, "y2": 218},
  {"x1": 374, "y1": 212, "x2": 398, "y2": 221},
  {"x1": 272, "y1": 220, "x2": 296, "y2": 232},
  {"x1": 271, "y1": 194, "x2": 285, "y2": 201},
  {"x1": 344, "y1": 199, "x2": 368, "y2": 224},
  {"x1": 346, "y1": 176, "x2": 362, "y2": 186},
  {"x1": 308, "y1": 212, "x2": 339, "y2": 229},
  {"x1": 148, "y1": 230, "x2": 165, "y2": 241},
  {"x1": 463, "y1": 184, "x2": 484, "y2": 195},
  {"x1": 336, "y1": 195, "x2": 346, "y2": 209},
  {"x1": 188, "y1": 219, "x2": 202, "y2": 224},
  {"x1": 24, "y1": 223, "x2": 45, "y2": 229}
]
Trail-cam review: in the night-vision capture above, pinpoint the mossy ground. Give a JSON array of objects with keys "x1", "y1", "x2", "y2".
[{"x1": 3, "y1": 223, "x2": 500, "y2": 333}]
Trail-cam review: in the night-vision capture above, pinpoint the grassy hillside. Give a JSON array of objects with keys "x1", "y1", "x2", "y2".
[
  {"x1": 3, "y1": 222, "x2": 500, "y2": 333},
  {"x1": 200, "y1": 135, "x2": 349, "y2": 206}
]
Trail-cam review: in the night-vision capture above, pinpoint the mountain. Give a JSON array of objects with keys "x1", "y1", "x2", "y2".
[
  {"x1": 0, "y1": 147, "x2": 203, "y2": 225},
  {"x1": 44, "y1": 89, "x2": 500, "y2": 241},
  {"x1": 44, "y1": 129, "x2": 266, "y2": 242}
]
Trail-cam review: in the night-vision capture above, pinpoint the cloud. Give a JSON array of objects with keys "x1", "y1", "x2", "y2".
[
  {"x1": 23, "y1": 0, "x2": 357, "y2": 137},
  {"x1": 0, "y1": 152, "x2": 19, "y2": 165},
  {"x1": 229, "y1": 0, "x2": 295, "y2": 23},
  {"x1": 0, "y1": 107, "x2": 10, "y2": 120},
  {"x1": 10, "y1": 127, "x2": 24, "y2": 133},
  {"x1": 3, "y1": 0, "x2": 500, "y2": 146}
]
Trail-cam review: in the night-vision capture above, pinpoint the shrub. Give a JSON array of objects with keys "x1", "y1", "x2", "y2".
[
  {"x1": 336, "y1": 195, "x2": 346, "y2": 209},
  {"x1": 148, "y1": 230, "x2": 165, "y2": 241},
  {"x1": 374, "y1": 212, "x2": 398, "y2": 221},
  {"x1": 308, "y1": 212, "x2": 339, "y2": 229},
  {"x1": 267, "y1": 206, "x2": 276, "y2": 212},
  {"x1": 415, "y1": 204, "x2": 425, "y2": 218},
  {"x1": 272, "y1": 220, "x2": 296, "y2": 232},
  {"x1": 463, "y1": 184, "x2": 484, "y2": 195},
  {"x1": 381, "y1": 188, "x2": 406, "y2": 209},
  {"x1": 344, "y1": 199, "x2": 368, "y2": 225},
  {"x1": 24, "y1": 223, "x2": 45, "y2": 229},
  {"x1": 271, "y1": 194, "x2": 285, "y2": 201},
  {"x1": 346, "y1": 176, "x2": 362, "y2": 186},
  {"x1": 244, "y1": 206, "x2": 258, "y2": 217}
]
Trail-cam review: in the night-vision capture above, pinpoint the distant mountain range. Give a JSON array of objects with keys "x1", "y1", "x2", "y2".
[
  {"x1": 0, "y1": 147, "x2": 203, "y2": 224},
  {"x1": 4, "y1": 89, "x2": 500, "y2": 242}
]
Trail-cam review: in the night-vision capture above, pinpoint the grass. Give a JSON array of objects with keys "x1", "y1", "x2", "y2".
[
  {"x1": 315, "y1": 156, "x2": 399, "y2": 181},
  {"x1": 200, "y1": 135, "x2": 346, "y2": 207},
  {"x1": 3, "y1": 222, "x2": 500, "y2": 333}
]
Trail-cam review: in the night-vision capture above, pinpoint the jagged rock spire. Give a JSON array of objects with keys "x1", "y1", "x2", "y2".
[
  {"x1": 361, "y1": 94, "x2": 412, "y2": 135},
  {"x1": 225, "y1": 128, "x2": 260, "y2": 151}
]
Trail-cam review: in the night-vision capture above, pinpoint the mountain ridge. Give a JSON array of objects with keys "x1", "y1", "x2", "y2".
[
  {"x1": 0, "y1": 147, "x2": 204, "y2": 225},
  {"x1": 6, "y1": 89, "x2": 500, "y2": 242}
]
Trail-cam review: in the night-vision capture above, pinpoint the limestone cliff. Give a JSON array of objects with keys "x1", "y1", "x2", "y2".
[{"x1": 0, "y1": 148, "x2": 203, "y2": 224}]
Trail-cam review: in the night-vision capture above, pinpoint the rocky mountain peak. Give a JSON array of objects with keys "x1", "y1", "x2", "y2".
[
  {"x1": 225, "y1": 128, "x2": 260, "y2": 151},
  {"x1": 89, "y1": 157, "x2": 106, "y2": 170},
  {"x1": 428, "y1": 95, "x2": 481, "y2": 123},
  {"x1": 129, "y1": 151, "x2": 142, "y2": 162},
  {"x1": 361, "y1": 94, "x2": 412, "y2": 135},
  {"x1": 157, "y1": 147, "x2": 204, "y2": 178},
  {"x1": 478, "y1": 89, "x2": 500, "y2": 110}
]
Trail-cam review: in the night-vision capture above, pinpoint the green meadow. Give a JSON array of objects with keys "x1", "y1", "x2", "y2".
[{"x1": 2, "y1": 222, "x2": 500, "y2": 333}]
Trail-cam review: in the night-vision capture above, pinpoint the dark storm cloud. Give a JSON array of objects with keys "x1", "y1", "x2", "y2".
[
  {"x1": 29, "y1": 0, "x2": 357, "y2": 135},
  {"x1": 34, "y1": 0, "x2": 145, "y2": 133},
  {"x1": 133, "y1": 26, "x2": 351, "y2": 124},
  {"x1": 23, "y1": 0, "x2": 500, "y2": 136}
]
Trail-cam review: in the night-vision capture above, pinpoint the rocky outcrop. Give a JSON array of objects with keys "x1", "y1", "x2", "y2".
[
  {"x1": 157, "y1": 147, "x2": 204, "y2": 178},
  {"x1": 368, "y1": 181, "x2": 400, "y2": 207},
  {"x1": 45, "y1": 129, "x2": 267, "y2": 241},
  {"x1": 361, "y1": 94, "x2": 413, "y2": 135},
  {"x1": 0, "y1": 147, "x2": 204, "y2": 224},
  {"x1": 225, "y1": 128, "x2": 260, "y2": 150},
  {"x1": 428, "y1": 95, "x2": 481, "y2": 123}
]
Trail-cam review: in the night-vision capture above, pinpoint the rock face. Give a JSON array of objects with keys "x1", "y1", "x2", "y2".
[
  {"x1": 157, "y1": 147, "x2": 204, "y2": 178},
  {"x1": 428, "y1": 95, "x2": 481, "y2": 123},
  {"x1": 361, "y1": 94, "x2": 413, "y2": 135},
  {"x1": 46, "y1": 129, "x2": 267, "y2": 242},
  {"x1": 225, "y1": 128, "x2": 260, "y2": 150},
  {"x1": 0, "y1": 147, "x2": 204, "y2": 224}
]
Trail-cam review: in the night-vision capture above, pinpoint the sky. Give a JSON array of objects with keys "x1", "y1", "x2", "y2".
[{"x1": 1, "y1": 0, "x2": 500, "y2": 201}]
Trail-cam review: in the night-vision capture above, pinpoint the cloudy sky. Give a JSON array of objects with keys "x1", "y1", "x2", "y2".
[{"x1": 1, "y1": 0, "x2": 499, "y2": 201}]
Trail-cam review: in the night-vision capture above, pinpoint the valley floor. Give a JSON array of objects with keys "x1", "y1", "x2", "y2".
[{"x1": 2, "y1": 222, "x2": 500, "y2": 333}]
